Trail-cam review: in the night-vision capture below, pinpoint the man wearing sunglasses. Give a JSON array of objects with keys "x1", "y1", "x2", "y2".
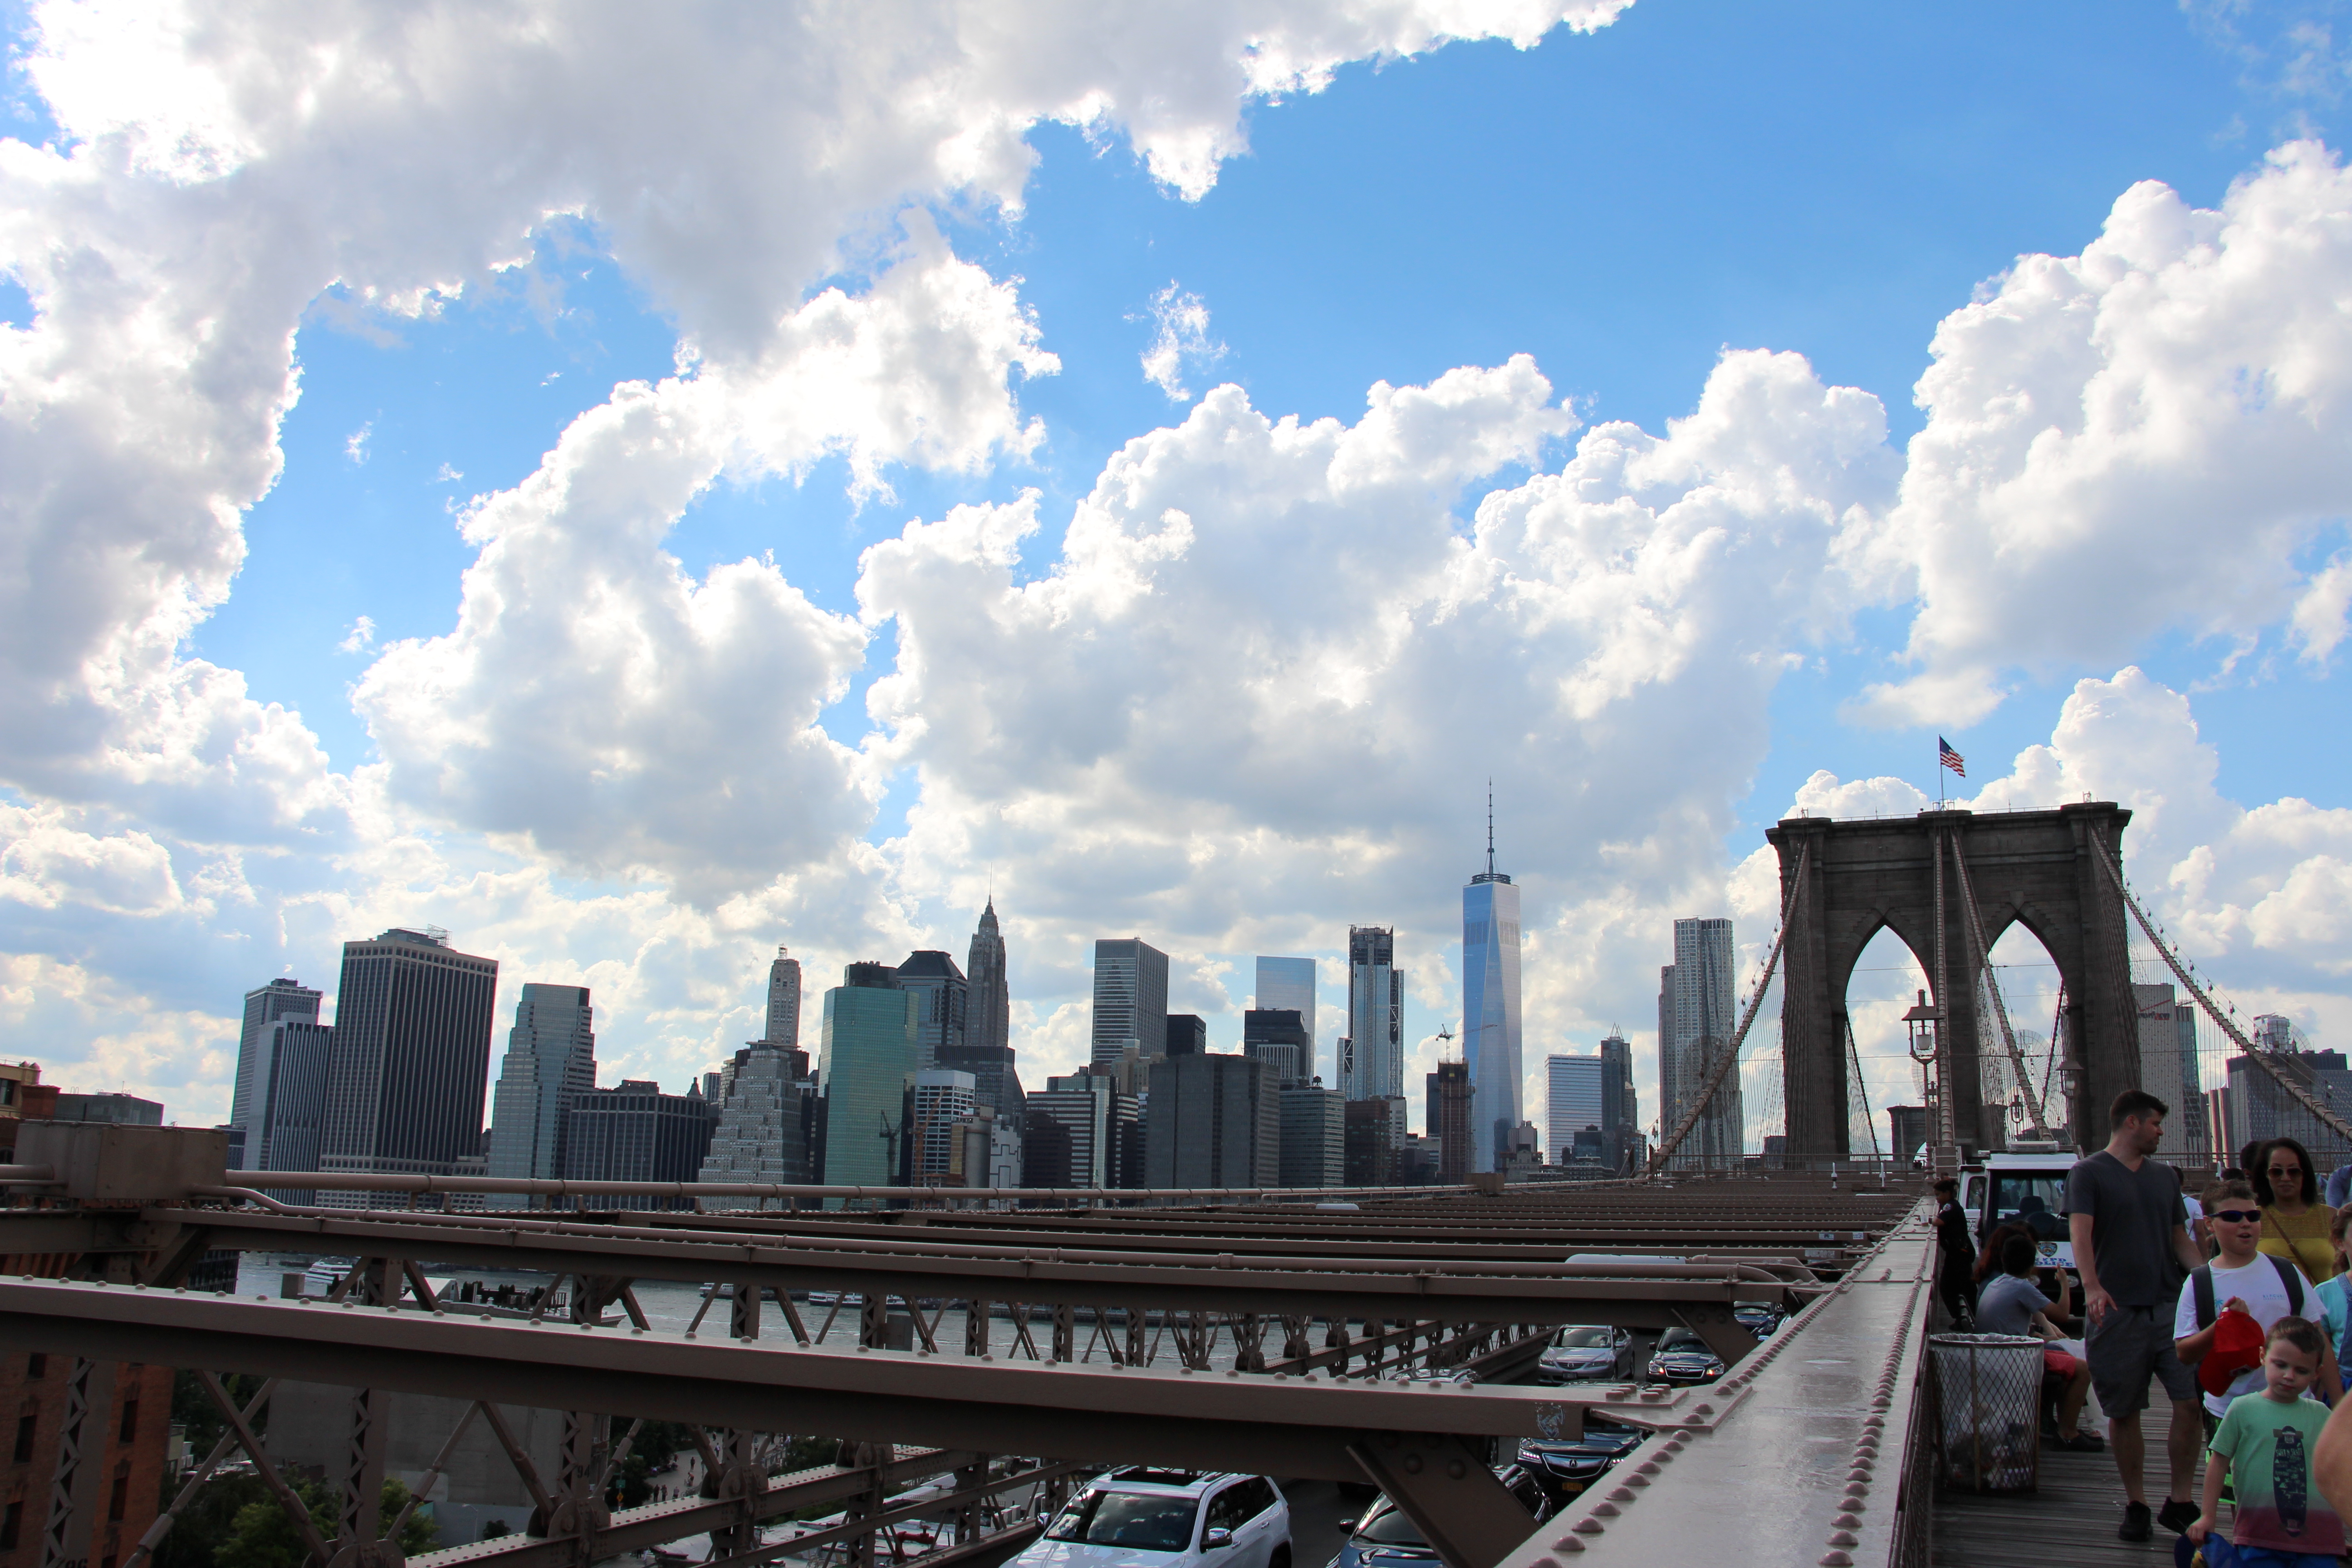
[{"x1": 2066, "y1": 1088, "x2": 2206, "y2": 1541}]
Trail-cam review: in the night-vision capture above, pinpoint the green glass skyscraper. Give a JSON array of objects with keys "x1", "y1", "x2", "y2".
[{"x1": 820, "y1": 962, "x2": 920, "y2": 1189}]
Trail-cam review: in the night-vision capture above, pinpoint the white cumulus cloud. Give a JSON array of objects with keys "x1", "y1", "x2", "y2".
[
  {"x1": 1139, "y1": 283, "x2": 1225, "y2": 401},
  {"x1": 860, "y1": 348, "x2": 1896, "y2": 1097},
  {"x1": 1852, "y1": 141, "x2": 2352, "y2": 725}
]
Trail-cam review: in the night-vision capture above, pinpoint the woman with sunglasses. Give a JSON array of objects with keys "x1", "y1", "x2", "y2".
[{"x1": 2255, "y1": 1137, "x2": 2342, "y2": 1284}]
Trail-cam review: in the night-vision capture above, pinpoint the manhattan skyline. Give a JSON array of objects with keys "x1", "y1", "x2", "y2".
[{"x1": 0, "y1": 5, "x2": 2347, "y2": 1159}]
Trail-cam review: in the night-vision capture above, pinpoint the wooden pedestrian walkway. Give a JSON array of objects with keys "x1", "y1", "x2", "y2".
[
  {"x1": 1931, "y1": 1439, "x2": 2206, "y2": 1565},
  {"x1": 1932, "y1": 1371, "x2": 2229, "y2": 1566}
]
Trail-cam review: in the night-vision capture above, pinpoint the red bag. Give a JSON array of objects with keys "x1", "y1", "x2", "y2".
[{"x1": 2199, "y1": 1306, "x2": 2266, "y2": 1398}]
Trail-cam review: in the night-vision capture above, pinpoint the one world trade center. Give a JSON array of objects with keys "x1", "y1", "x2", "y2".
[{"x1": 1462, "y1": 793, "x2": 1522, "y2": 1173}]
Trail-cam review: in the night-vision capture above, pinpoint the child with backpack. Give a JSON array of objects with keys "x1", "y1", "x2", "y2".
[
  {"x1": 2185, "y1": 1316, "x2": 2344, "y2": 1566},
  {"x1": 2176, "y1": 1181, "x2": 2341, "y2": 1423}
]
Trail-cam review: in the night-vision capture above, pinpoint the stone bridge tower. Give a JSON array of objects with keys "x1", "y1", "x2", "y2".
[{"x1": 1766, "y1": 802, "x2": 2138, "y2": 1159}]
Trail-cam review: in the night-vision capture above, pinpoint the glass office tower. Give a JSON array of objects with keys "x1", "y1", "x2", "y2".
[
  {"x1": 1344, "y1": 927, "x2": 1403, "y2": 1102},
  {"x1": 1090, "y1": 939, "x2": 1168, "y2": 1068},
  {"x1": 486, "y1": 983, "x2": 598, "y2": 1207},
  {"x1": 820, "y1": 963, "x2": 921, "y2": 1190},
  {"x1": 1462, "y1": 818, "x2": 1522, "y2": 1174},
  {"x1": 1254, "y1": 956, "x2": 1317, "y2": 1062}
]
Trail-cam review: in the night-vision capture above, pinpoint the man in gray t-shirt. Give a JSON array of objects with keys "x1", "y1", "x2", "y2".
[
  {"x1": 1977, "y1": 1269, "x2": 2059, "y2": 1337},
  {"x1": 1974, "y1": 1231, "x2": 2099, "y2": 1451},
  {"x1": 2061, "y1": 1089, "x2": 2206, "y2": 1542}
]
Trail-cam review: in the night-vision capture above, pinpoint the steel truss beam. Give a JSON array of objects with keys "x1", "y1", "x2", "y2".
[
  {"x1": 0, "y1": 1280, "x2": 1723, "y2": 1476},
  {"x1": 0, "y1": 1207, "x2": 1798, "y2": 1333},
  {"x1": 401, "y1": 1448, "x2": 1016, "y2": 1568}
]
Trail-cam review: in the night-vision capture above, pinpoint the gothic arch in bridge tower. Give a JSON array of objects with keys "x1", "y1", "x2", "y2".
[{"x1": 1765, "y1": 803, "x2": 2139, "y2": 1159}]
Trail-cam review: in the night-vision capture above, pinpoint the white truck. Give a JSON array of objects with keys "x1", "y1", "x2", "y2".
[{"x1": 1959, "y1": 1149, "x2": 2079, "y2": 1271}]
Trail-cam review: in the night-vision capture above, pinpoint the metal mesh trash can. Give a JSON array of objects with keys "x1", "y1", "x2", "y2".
[{"x1": 1929, "y1": 1332, "x2": 2043, "y2": 1492}]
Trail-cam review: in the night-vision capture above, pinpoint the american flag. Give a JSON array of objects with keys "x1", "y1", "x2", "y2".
[{"x1": 1938, "y1": 737, "x2": 1965, "y2": 778}]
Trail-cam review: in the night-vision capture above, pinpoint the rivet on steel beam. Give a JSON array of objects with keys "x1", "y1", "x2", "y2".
[
  {"x1": 1820, "y1": 1553, "x2": 1854, "y2": 1566},
  {"x1": 1633, "y1": 1462, "x2": 1660, "y2": 1476},
  {"x1": 1846, "y1": 1469, "x2": 1870, "y2": 1483},
  {"x1": 1828, "y1": 1532, "x2": 1858, "y2": 1548},
  {"x1": 1402, "y1": 1455, "x2": 1423, "y2": 1475},
  {"x1": 1590, "y1": 1502, "x2": 1618, "y2": 1518},
  {"x1": 1448, "y1": 1460, "x2": 1466, "y2": 1480},
  {"x1": 1554, "y1": 1539, "x2": 1586, "y2": 1553},
  {"x1": 1573, "y1": 1519, "x2": 1603, "y2": 1535},
  {"x1": 1605, "y1": 1487, "x2": 1633, "y2": 1502},
  {"x1": 1831, "y1": 1513, "x2": 1861, "y2": 1529}
]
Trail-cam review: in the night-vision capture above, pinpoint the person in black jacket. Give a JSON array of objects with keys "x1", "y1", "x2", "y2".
[{"x1": 1936, "y1": 1176, "x2": 1975, "y2": 1328}]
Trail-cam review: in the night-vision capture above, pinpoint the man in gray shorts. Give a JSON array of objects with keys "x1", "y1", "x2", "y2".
[{"x1": 2063, "y1": 1088, "x2": 2205, "y2": 1543}]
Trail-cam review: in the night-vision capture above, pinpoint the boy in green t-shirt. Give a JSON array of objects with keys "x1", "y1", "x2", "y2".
[{"x1": 2189, "y1": 1315, "x2": 2346, "y2": 1565}]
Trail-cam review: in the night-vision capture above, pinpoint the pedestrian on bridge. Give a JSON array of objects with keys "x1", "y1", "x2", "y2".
[
  {"x1": 1977, "y1": 1230, "x2": 2100, "y2": 1450},
  {"x1": 2254, "y1": 1138, "x2": 2342, "y2": 1284},
  {"x1": 2066, "y1": 1088, "x2": 2206, "y2": 1543},
  {"x1": 2185, "y1": 1316, "x2": 2343, "y2": 1568},
  {"x1": 1934, "y1": 1176, "x2": 1975, "y2": 1328},
  {"x1": 2173, "y1": 1181, "x2": 2335, "y2": 1422}
]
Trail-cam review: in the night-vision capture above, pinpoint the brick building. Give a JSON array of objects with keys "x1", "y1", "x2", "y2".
[{"x1": 0, "y1": 1353, "x2": 172, "y2": 1568}]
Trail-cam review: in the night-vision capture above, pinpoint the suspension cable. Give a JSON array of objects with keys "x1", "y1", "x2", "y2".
[
  {"x1": 2087, "y1": 832, "x2": 2352, "y2": 1147},
  {"x1": 1947, "y1": 833, "x2": 2050, "y2": 1137}
]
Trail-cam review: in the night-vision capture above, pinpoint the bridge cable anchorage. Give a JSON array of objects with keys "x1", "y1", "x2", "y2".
[
  {"x1": 1646, "y1": 841, "x2": 1809, "y2": 1175},
  {"x1": 2088, "y1": 833, "x2": 2352, "y2": 1147},
  {"x1": 1946, "y1": 833, "x2": 2050, "y2": 1139}
]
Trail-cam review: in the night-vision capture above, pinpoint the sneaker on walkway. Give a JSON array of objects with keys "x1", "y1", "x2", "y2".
[
  {"x1": 2119, "y1": 1501, "x2": 2152, "y2": 1542},
  {"x1": 2156, "y1": 1498, "x2": 2199, "y2": 1534}
]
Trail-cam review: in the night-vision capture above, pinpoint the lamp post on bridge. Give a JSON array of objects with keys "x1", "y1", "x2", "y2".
[{"x1": 1906, "y1": 989, "x2": 1957, "y2": 1177}]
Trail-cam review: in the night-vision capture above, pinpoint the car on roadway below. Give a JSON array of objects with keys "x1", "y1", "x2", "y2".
[
  {"x1": 1014, "y1": 1469, "x2": 1290, "y2": 1568},
  {"x1": 1732, "y1": 1303, "x2": 1784, "y2": 1340},
  {"x1": 1325, "y1": 1466, "x2": 1551, "y2": 1568},
  {"x1": 1514, "y1": 1416, "x2": 1645, "y2": 1505},
  {"x1": 1646, "y1": 1326, "x2": 1726, "y2": 1386},
  {"x1": 1534, "y1": 1324, "x2": 1632, "y2": 1384}
]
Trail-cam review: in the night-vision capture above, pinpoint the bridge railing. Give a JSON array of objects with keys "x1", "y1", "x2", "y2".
[{"x1": 1490, "y1": 1198, "x2": 1938, "y2": 1568}]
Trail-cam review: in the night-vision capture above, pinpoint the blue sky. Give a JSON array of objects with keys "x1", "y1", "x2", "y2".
[
  {"x1": 200, "y1": 4, "x2": 2348, "y2": 799},
  {"x1": 4, "y1": 1, "x2": 2351, "y2": 1150}
]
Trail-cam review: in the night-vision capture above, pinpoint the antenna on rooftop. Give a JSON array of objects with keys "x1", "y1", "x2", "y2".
[{"x1": 1486, "y1": 779, "x2": 1495, "y2": 878}]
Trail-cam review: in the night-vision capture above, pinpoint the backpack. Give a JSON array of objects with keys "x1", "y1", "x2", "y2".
[{"x1": 2190, "y1": 1253, "x2": 2307, "y2": 1329}]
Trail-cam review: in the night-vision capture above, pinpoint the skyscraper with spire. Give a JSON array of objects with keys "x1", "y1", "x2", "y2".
[
  {"x1": 968, "y1": 898, "x2": 1009, "y2": 1055},
  {"x1": 938, "y1": 898, "x2": 1024, "y2": 1124},
  {"x1": 1461, "y1": 786, "x2": 1523, "y2": 1174}
]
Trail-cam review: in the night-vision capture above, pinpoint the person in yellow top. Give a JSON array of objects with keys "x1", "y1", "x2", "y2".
[{"x1": 2256, "y1": 1136, "x2": 2342, "y2": 1281}]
